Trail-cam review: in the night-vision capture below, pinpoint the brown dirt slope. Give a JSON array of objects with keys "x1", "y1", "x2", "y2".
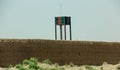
[{"x1": 0, "y1": 39, "x2": 120, "y2": 67}]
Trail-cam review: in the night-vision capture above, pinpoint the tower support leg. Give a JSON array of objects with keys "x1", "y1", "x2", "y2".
[
  {"x1": 55, "y1": 24, "x2": 57, "y2": 40},
  {"x1": 60, "y1": 25, "x2": 62, "y2": 40},
  {"x1": 70, "y1": 24, "x2": 72, "y2": 40},
  {"x1": 64, "y1": 25, "x2": 66, "y2": 40}
]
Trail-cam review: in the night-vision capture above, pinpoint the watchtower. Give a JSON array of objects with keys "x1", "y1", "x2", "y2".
[{"x1": 55, "y1": 16, "x2": 72, "y2": 40}]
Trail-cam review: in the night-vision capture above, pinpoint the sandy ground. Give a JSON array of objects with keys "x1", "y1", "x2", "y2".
[{"x1": 0, "y1": 62, "x2": 120, "y2": 70}]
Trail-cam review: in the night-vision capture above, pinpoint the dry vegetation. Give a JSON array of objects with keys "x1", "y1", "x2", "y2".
[{"x1": 1, "y1": 58, "x2": 120, "y2": 70}]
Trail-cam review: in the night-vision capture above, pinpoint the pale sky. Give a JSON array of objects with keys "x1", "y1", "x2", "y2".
[{"x1": 0, "y1": 0, "x2": 120, "y2": 42}]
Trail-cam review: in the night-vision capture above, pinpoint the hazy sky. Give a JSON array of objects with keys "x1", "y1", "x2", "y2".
[{"x1": 0, "y1": 0, "x2": 120, "y2": 42}]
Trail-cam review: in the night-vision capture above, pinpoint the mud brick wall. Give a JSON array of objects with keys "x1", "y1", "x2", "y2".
[{"x1": 0, "y1": 39, "x2": 120, "y2": 67}]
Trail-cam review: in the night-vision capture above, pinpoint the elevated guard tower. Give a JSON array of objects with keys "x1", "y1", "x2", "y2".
[{"x1": 55, "y1": 16, "x2": 72, "y2": 40}]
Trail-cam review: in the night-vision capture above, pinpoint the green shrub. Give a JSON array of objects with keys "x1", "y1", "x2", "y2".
[
  {"x1": 42, "y1": 59, "x2": 52, "y2": 65},
  {"x1": 16, "y1": 57, "x2": 39, "y2": 70},
  {"x1": 23, "y1": 59, "x2": 29, "y2": 65},
  {"x1": 15, "y1": 64, "x2": 22, "y2": 68},
  {"x1": 59, "y1": 67, "x2": 65, "y2": 70},
  {"x1": 50, "y1": 68, "x2": 59, "y2": 70},
  {"x1": 18, "y1": 66, "x2": 28, "y2": 70},
  {"x1": 29, "y1": 57, "x2": 38, "y2": 64},
  {"x1": 85, "y1": 65, "x2": 96, "y2": 70},
  {"x1": 28, "y1": 61, "x2": 38, "y2": 69},
  {"x1": 38, "y1": 66, "x2": 44, "y2": 70}
]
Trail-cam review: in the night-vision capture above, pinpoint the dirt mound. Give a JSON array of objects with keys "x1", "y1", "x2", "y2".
[{"x1": 0, "y1": 39, "x2": 120, "y2": 67}]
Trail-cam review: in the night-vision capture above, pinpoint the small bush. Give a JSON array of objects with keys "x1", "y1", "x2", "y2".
[
  {"x1": 85, "y1": 65, "x2": 96, "y2": 70},
  {"x1": 23, "y1": 59, "x2": 29, "y2": 65},
  {"x1": 42, "y1": 59, "x2": 52, "y2": 65},
  {"x1": 15, "y1": 64, "x2": 22, "y2": 68}
]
